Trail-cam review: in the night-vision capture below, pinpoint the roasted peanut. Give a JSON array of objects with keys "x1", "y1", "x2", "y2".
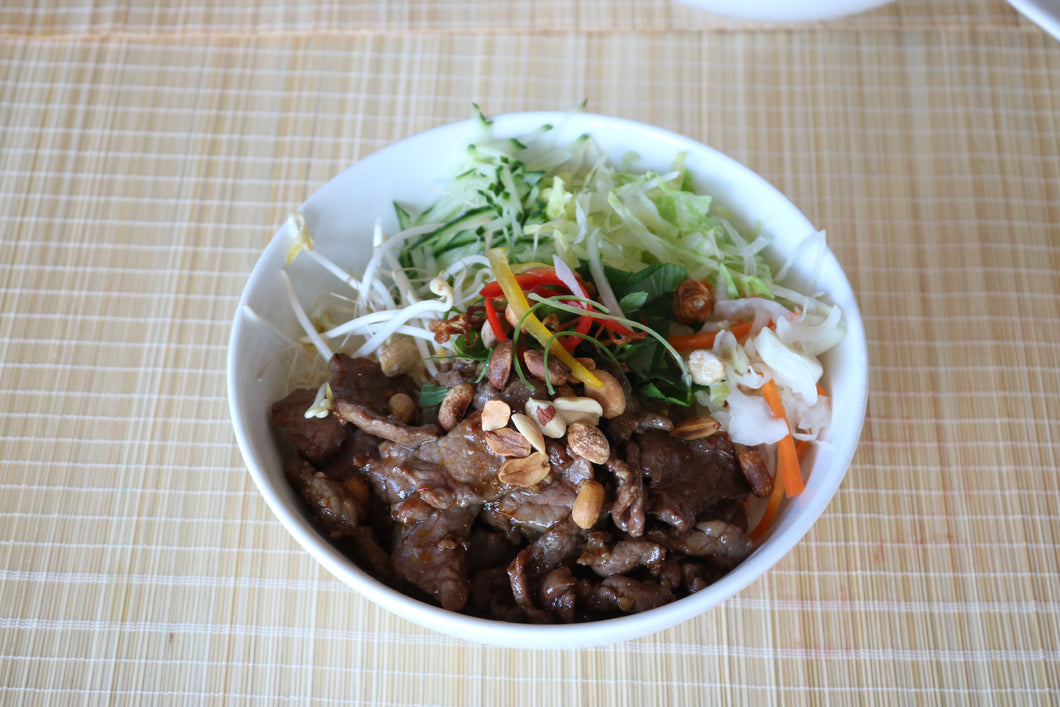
[
  {"x1": 487, "y1": 340, "x2": 514, "y2": 390},
  {"x1": 584, "y1": 369, "x2": 626, "y2": 419},
  {"x1": 510, "y1": 413, "x2": 547, "y2": 453},
  {"x1": 485, "y1": 428, "x2": 532, "y2": 458},
  {"x1": 566, "y1": 421, "x2": 610, "y2": 465},
  {"x1": 505, "y1": 304, "x2": 521, "y2": 329},
  {"x1": 438, "y1": 383, "x2": 474, "y2": 431},
  {"x1": 688, "y1": 349, "x2": 725, "y2": 386},
  {"x1": 671, "y1": 416, "x2": 722, "y2": 440},
  {"x1": 553, "y1": 396, "x2": 604, "y2": 426},
  {"x1": 571, "y1": 479, "x2": 605, "y2": 529},
  {"x1": 387, "y1": 393, "x2": 416, "y2": 423},
  {"x1": 525, "y1": 398, "x2": 566, "y2": 438},
  {"x1": 481, "y1": 399, "x2": 511, "y2": 431},
  {"x1": 480, "y1": 320, "x2": 499, "y2": 350},
  {"x1": 497, "y1": 451, "x2": 551, "y2": 487},
  {"x1": 522, "y1": 349, "x2": 571, "y2": 386},
  {"x1": 377, "y1": 338, "x2": 420, "y2": 377}
]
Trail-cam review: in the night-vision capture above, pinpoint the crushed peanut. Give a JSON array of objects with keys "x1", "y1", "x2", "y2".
[
  {"x1": 553, "y1": 396, "x2": 604, "y2": 427},
  {"x1": 510, "y1": 413, "x2": 547, "y2": 454},
  {"x1": 387, "y1": 393, "x2": 416, "y2": 423},
  {"x1": 571, "y1": 480, "x2": 605, "y2": 529},
  {"x1": 583, "y1": 369, "x2": 626, "y2": 419},
  {"x1": 525, "y1": 398, "x2": 566, "y2": 438},
  {"x1": 438, "y1": 383, "x2": 474, "y2": 431},
  {"x1": 688, "y1": 349, "x2": 725, "y2": 386},
  {"x1": 485, "y1": 428, "x2": 532, "y2": 458},
  {"x1": 497, "y1": 451, "x2": 551, "y2": 488},
  {"x1": 481, "y1": 399, "x2": 511, "y2": 431},
  {"x1": 377, "y1": 338, "x2": 421, "y2": 377},
  {"x1": 566, "y1": 422, "x2": 610, "y2": 465},
  {"x1": 671, "y1": 416, "x2": 722, "y2": 440}
]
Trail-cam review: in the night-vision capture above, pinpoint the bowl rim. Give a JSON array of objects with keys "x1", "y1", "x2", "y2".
[{"x1": 226, "y1": 111, "x2": 868, "y2": 649}]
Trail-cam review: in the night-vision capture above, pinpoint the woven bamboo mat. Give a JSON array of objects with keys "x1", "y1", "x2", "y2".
[
  {"x1": 0, "y1": 0, "x2": 1038, "y2": 35},
  {"x1": 1, "y1": 1, "x2": 1059, "y2": 704}
]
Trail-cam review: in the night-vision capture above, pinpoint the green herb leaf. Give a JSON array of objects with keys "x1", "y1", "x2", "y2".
[
  {"x1": 617, "y1": 290, "x2": 649, "y2": 313},
  {"x1": 451, "y1": 329, "x2": 490, "y2": 361},
  {"x1": 418, "y1": 384, "x2": 450, "y2": 407},
  {"x1": 604, "y1": 262, "x2": 687, "y2": 300},
  {"x1": 638, "y1": 379, "x2": 694, "y2": 406}
]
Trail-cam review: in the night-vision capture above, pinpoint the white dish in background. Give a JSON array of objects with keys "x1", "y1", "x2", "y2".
[
  {"x1": 227, "y1": 112, "x2": 869, "y2": 649},
  {"x1": 675, "y1": 0, "x2": 895, "y2": 22},
  {"x1": 1007, "y1": 0, "x2": 1060, "y2": 41}
]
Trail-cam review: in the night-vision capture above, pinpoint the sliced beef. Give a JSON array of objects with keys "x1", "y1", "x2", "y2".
[
  {"x1": 650, "y1": 519, "x2": 753, "y2": 572},
  {"x1": 430, "y1": 359, "x2": 480, "y2": 388},
  {"x1": 702, "y1": 497, "x2": 750, "y2": 533},
  {"x1": 608, "y1": 458, "x2": 645, "y2": 538},
  {"x1": 489, "y1": 481, "x2": 578, "y2": 538},
  {"x1": 392, "y1": 507, "x2": 476, "y2": 611},
  {"x1": 480, "y1": 441, "x2": 591, "y2": 539},
  {"x1": 277, "y1": 344, "x2": 767, "y2": 623},
  {"x1": 472, "y1": 380, "x2": 501, "y2": 411},
  {"x1": 328, "y1": 354, "x2": 417, "y2": 415},
  {"x1": 576, "y1": 532, "x2": 666, "y2": 577},
  {"x1": 271, "y1": 388, "x2": 348, "y2": 465},
  {"x1": 337, "y1": 526, "x2": 394, "y2": 581},
  {"x1": 680, "y1": 560, "x2": 713, "y2": 593},
  {"x1": 589, "y1": 575, "x2": 676, "y2": 614},
  {"x1": 333, "y1": 400, "x2": 439, "y2": 449},
  {"x1": 466, "y1": 567, "x2": 522, "y2": 622},
  {"x1": 653, "y1": 555, "x2": 685, "y2": 592},
  {"x1": 506, "y1": 520, "x2": 585, "y2": 618},
  {"x1": 363, "y1": 442, "x2": 482, "y2": 511},
  {"x1": 472, "y1": 376, "x2": 552, "y2": 414},
  {"x1": 414, "y1": 411, "x2": 505, "y2": 497},
  {"x1": 605, "y1": 409, "x2": 673, "y2": 443},
  {"x1": 539, "y1": 567, "x2": 580, "y2": 623},
  {"x1": 391, "y1": 494, "x2": 437, "y2": 525},
  {"x1": 547, "y1": 441, "x2": 595, "y2": 488},
  {"x1": 322, "y1": 429, "x2": 380, "y2": 481},
  {"x1": 465, "y1": 527, "x2": 521, "y2": 575},
  {"x1": 284, "y1": 454, "x2": 368, "y2": 538},
  {"x1": 507, "y1": 549, "x2": 547, "y2": 619},
  {"x1": 632, "y1": 430, "x2": 750, "y2": 532}
]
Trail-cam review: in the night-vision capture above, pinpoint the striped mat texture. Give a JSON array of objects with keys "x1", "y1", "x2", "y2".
[{"x1": 1, "y1": 0, "x2": 1058, "y2": 703}]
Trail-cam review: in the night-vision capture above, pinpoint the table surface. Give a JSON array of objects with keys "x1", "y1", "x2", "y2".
[{"x1": 2, "y1": 0, "x2": 1058, "y2": 703}]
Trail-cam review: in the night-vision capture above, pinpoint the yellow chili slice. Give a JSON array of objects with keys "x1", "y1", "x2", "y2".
[{"x1": 486, "y1": 248, "x2": 602, "y2": 390}]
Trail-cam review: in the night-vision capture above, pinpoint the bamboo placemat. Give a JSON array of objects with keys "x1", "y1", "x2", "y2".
[
  {"x1": 1, "y1": 1, "x2": 1059, "y2": 704},
  {"x1": 0, "y1": 0, "x2": 1039, "y2": 35}
]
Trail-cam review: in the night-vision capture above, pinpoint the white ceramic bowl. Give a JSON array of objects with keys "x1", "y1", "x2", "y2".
[
  {"x1": 227, "y1": 112, "x2": 868, "y2": 649},
  {"x1": 675, "y1": 0, "x2": 894, "y2": 22}
]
